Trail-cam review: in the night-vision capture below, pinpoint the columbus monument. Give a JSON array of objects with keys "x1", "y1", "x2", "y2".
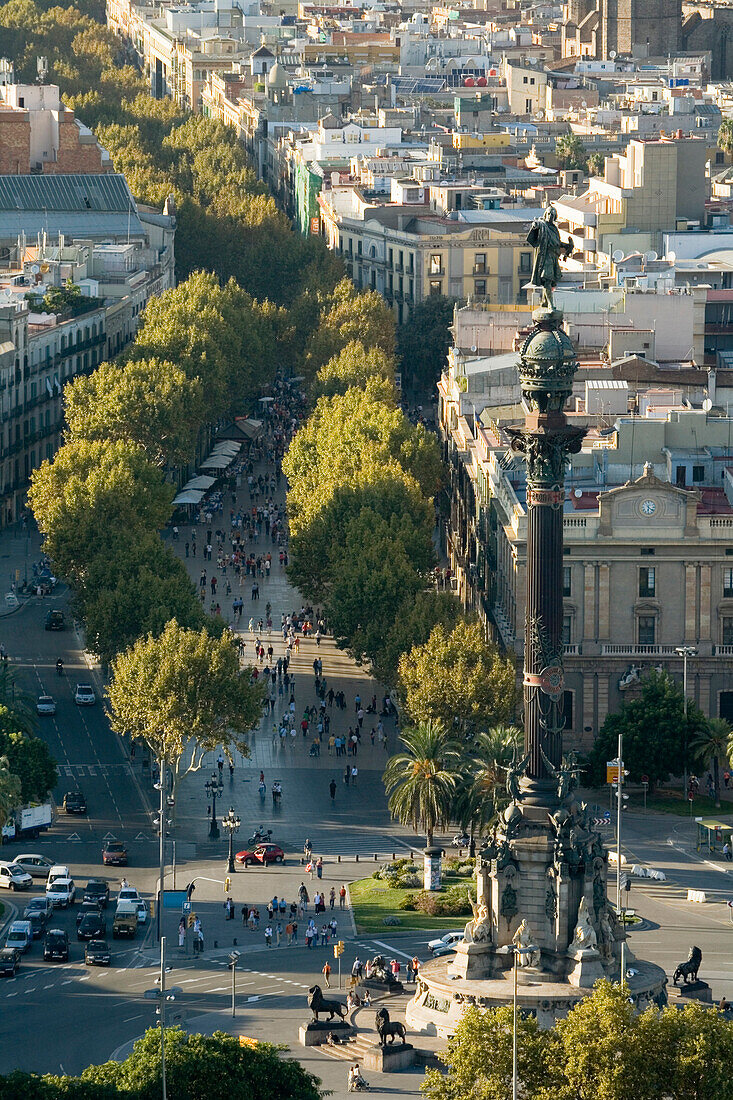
[{"x1": 407, "y1": 205, "x2": 667, "y2": 1033}]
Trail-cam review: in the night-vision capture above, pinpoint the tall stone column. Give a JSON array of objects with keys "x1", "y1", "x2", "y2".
[{"x1": 507, "y1": 310, "x2": 585, "y2": 808}]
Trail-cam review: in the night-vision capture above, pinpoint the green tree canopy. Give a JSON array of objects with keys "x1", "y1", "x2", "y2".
[
  {"x1": 28, "y1": 439, "x2": 173, "y2": 585},
  {"x1": 719, "y1": 118, "x2": 733, "y2": 156},
  {"x1": 64, "y1": 357, "x2": 205, "y2": 466},
  {"x1": 588, "y1": 670, "x2": 707, "y2": 788},
  {"x1": 79, "y1": 531, "x2": 208, "y2": 664},
  {"x1": 283, "y1": 379, "x2": 442, "y2": 536},
  {"x1": 107, "y1": 621, "x2": 264, "y2": 792},
  {"x1": 375, "y1": 589, "x2": 460, "y2": 687},
  {"x1": 396, "y1": 294, "x2": 454, "y2": 394},
  {"x1": 0, "y1": 755, "x2": 22, "y2": 832},
  {"x1": 383, "y1": 719, "x2": 461, "y2": 844},
  {"x1": 287, "y1": 467, "x2": 434, "y2": 603},
  {"x1": 303, "y1": 278, "x2": 395, "y2": 378},
  {"x1": 555, "y1": 132, "x2": 589, "y2": 171},
  {"x1": 0, "y1": 1027, "x2": 322, "y2": 1100},
  {"x1": 398, "y1": 618, "x2": 518, "y2": 732},
  {"x1": 315, "y1": 340, "x2": 396, "y2": 399}
]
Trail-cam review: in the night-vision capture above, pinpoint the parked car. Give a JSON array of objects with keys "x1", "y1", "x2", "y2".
[
  {"x1": 46, "y1": 877, "x2": 76, "y2": 908},
  {"x1": 44, "y1": 929, "x2": 69, "y2": 961},
  {"x1": 427, "y1": 930, "x2": 464, "y2": 957},
  {"x1": 102, "y1": 842, "x2": 127, "y2": 866},
  {"x1": 0, "y1": 862, "x2": 33, "y2": 891},
  {"x1": 5, "y1": 921, "x2": 32, "y2": 953},
  {"x1": 46, "y1": 865, "x2": 71, "y2": 886},
  {"x1": 76, "y1": 901, "x2": 103, "y2": 928},
  {"x1": 83, "y1": 879, "x2": 110, "y2": 908},
  {"x1": 0, "y1": 947, "x2": 19, "y2": 976},
  {"x1": 14, "y1": 854, "x2": 55, "y2": 879},
  {"x1": 77, "y1": 913, "x2": 106, "y2": 942},
  {"x1": 234, "y1": 843, "x2": 284, "y2": 867},
  {"x1": 63, "y1": 791, "x2": 87, "y2": 815},
  {"x1": 23, "y1": 896, "x2": 53, "y2": 922},
  {"x1": 44, "y1": 609, "x2": 65, "y2": 631},
  {"x1": 136, "y1": 899, "x2": 149, "y2": 925},
  {"x1": 36, "y1": 694, "x2": 56, "y2": 716},
  {"x1": 112, "y1": 901, "x2": 138, "y2": 939},
  {"x1": 117, "y1": 886, "x2": 140, "y2": 904},
  {"x1": 25, "y1": 913, "x2": 46, "y2": 940},
  {"x1": 85, "y1": 939, "x2": 111, "y2": 967},
  {"x1": 74, "y1": 683, "x2": 96, "y2": 706}
]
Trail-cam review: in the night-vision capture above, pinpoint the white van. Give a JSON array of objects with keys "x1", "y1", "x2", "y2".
[{"x1": 0, "y1": 861, "x2": 33, "y2": 891}]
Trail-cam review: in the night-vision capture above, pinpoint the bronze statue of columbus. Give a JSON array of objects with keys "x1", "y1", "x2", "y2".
[{"x1": 526, "y1": 206, "x2": 573, "y2": 309}]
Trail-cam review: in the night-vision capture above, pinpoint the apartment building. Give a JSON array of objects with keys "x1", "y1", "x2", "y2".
[
  {"x1": 0, "y1": 174, "x2": 176, "y2": 525},
  {"x1": 0, "y1": 83, "x2": 112, "y2": 175}
]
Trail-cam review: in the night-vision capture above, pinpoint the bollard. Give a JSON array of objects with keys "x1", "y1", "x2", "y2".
[
  {"x1": 233, "y1": 938, "x2": 237, "y2": 946},
  {"x1": 214, "y1": 939, "x2": 218, "y2": 948},
  {"x1": 355, "y1": 854, "x2": 359, "y2": 862},
  {"x1": 374, "y1": 854, "x2": 378, "y2": 861},
  {"x1": 392, "y1": 853, "x2": 396, "y2": 860},
  {"x1": 338, "y1": 854, "x2": 341, "y2": 863}
]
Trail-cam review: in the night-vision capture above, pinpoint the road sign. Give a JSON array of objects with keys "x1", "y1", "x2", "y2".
[
  {"x1": 607, "y1": 763, "x2": 620, "y2": 783},
  {"x1": 726, "y1": 900, "x2": 733, "y2": 908},
  {"x1": 162, "y1": 890, "x2": 188, "y2": 909},
  {"x1": 182, "y1": 901, "x2": 192, "y2": 914},
  {"x1": 604, "y1": 810, "x2": 611, "y2": 819},
  {"x1": 641, "y1": 774, "x2": 649, "y2": 784}
]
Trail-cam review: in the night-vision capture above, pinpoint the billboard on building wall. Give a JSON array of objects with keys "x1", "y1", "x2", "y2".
[{"x1": 310, "y1": 216, "x2": 320, "y2": 235}]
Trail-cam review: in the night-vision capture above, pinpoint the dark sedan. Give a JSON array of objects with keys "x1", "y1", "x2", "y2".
[
  {"x1": 77, "y1": 913, "x2": 106, "y2": 941},
  {"x1": 235, "y1": 843, "x2": 284, "y2": 867},
  {"x1": 83, "y1": 879, "x2": 110, "y2": 908},
  {"x1": 44, "y1": 929, "x2": 69, "y2": 961},
  {"x1": 63, "y1": 791, "x2": 87, "y2": 815},
  {"x1": 85, "y1": 939, "x2": 111, "y2": 967},
  {"x1": 0, "y1": 947, "x2": 19, "y2": 976}
]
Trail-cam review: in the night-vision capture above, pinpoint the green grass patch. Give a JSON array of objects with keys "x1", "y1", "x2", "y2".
[
  {"x1": 626, "y1": 790, "x2": 733, "y2": 816},
  {"x1": 349, "y1": 876, "x2": 468, "y2": 934}
]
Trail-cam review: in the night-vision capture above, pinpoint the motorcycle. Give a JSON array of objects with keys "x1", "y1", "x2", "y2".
[
  {"x1": 452, "y1": 832, "x2": 470, "y2": 848},
  {"x1": 56, "y1": 659, "x2": 64, "y2": 677},
  {"x1": 248, "y1": 826, "x2": 272, "y2": 846}
]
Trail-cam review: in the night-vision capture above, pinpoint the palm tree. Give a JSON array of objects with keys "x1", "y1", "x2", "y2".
[
  {"x1": 0, "y1": 756, "x2": 21, "y2": 831},
  {"x1": 455, "y1": 725, "x2": 522, "y2": 843},
  {"x1": 383, "y1": 720, "x2": 461, "y2": 845},
  {"x1": 691, "y1": 719, "x2": 730, "y2": 809}
]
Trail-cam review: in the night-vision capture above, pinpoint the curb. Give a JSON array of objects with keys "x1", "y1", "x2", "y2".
[{"x1": 0, "y1": 899, "x2": 18, "y2": 938}]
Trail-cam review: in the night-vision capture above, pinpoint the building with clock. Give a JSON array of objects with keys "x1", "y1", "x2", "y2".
[{"x1": 440, "y1": 394, "x2": 733, "y2": 747}]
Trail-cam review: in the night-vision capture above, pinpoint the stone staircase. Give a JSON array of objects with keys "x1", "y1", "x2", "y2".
[{"x1": 318, "y1": 1033, "x2": 376, "y2": 1063}]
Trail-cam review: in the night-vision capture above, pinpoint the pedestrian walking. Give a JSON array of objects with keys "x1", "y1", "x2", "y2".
[
  {"x1": 292, "y1": 920, "x2": 298, "y2": 944},
  {"x1": 344, "y1": 765, "x2": 350, "y2": 787},
  {"x1": 286, "y1": 921, "x2": 293, "y2": 945},
  {"x1": 322, "y1": 961, "x2": 332, "y2": 987},
  {"x1": 276, "y1": 921, "x2": 282, "y2": 946},
  {"x1": 225, "y1": 896, "x2": 235, "y2": 920},
  {"x1": 329, "y1": 887, "x2": 336, "y2": 910},
  {"x1": 265, "y1": 925, "x2": 273, "y2": 947},
  {"x1": 329, "y1": 778, "x2": 337, "y2": 803},
  {"x1": 178, "y1": 917, "x2": 185, "y2": 950},
  {"x1": 316, "y1": 856, "x2": 323, "y2": 879},
  {"x1": 351, "y1": 765, "x2": 358, "y2": 786},
  {"x1": 339, "y1": 885, "x2": 347, "y2": 909}
]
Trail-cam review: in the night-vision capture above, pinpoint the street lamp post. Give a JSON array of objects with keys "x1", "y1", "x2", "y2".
[
  {"x1": 222, "y1": 807, "x2": 241, "y2": 874},
  {"x1": 229, "y1": 950, "x2": 240, "y2": 1017},
  {"x1": 497, "y1": 942, "x2": 538, "y2": 1100},
  {"x1": 675, "y1": 645, "x2": 697, "y2": 795},
  {"x1": 205, "y1": 773, "x2": 223, "y2": 839}
]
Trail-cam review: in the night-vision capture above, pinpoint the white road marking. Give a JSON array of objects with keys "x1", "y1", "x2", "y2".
[{"x1": 369, "y1": 939, "x2": 415, "y2": 962}]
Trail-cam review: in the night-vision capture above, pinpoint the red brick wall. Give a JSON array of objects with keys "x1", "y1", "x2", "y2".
[
  {"x1": 50, "y1": 117, "x2": 109, "y2": 174},
  {"x1": 0, "y1": 114, "x2": 31, "y2": 174}
]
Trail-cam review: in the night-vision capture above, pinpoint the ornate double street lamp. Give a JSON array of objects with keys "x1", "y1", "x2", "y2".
[
  {"x1": 222, "y1": 806, "x2": 241, "y2": 873},
  {"x1": 496, "y1": 943, "x2": 539, "y2": 1100},
  {"x1": 205, "y1": 773, "x2": 224, "y2": 839}
]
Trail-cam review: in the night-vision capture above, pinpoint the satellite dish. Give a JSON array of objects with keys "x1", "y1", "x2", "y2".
[
  {"x1": 612, "y1": 249, "x2": 624, "y2": 263},
  {"x1": 644, "y1": 250, "x2": 658, "y2": 262},
  {"x1": 703, "y1": 398, "x2": 713, "y2": 411},
  {"x1": 609, "y1": 50, "x2": 617, "y2": 59},
  {"x1": 31, "y1": 264, "x2": 40, "y2": 274},
  {"x1": 574, "y1": 488, "x2": 583, "y2": 498},
  {"x1": 470, "y1": 345, "x2": 478, "y2": 353}
]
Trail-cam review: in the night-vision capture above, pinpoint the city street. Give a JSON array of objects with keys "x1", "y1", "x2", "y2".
[{"x1": 1, "y1": 461, "x2": 733, "y2": 1094}]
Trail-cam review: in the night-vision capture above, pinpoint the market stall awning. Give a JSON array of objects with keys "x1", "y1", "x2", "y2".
[
  {"x1": 182, "y1": 475, "x2": 217, "y2": 491},
  {"x1": 216, "y1": 418, "x2": 263, "y2": 442},
  {"x1": 172, "y1": 489, "x2": 205, "y2": 505},
  {"x1": 199, "y1": 454, "x2": 232, "y2": 470},
  {"x1": 212, "y1": 442, "x2": 241, "y2": 456}
]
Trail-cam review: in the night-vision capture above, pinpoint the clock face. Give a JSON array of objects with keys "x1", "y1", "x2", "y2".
[{"x1": 641, "y1": 499, "x2": 656, "y2": 516}]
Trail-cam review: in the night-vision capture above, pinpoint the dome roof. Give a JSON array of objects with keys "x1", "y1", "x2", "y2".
[
  {"x1": 520, "y1": 325, "x2": 575, "y2": 368},
  {"x1": 268, "y1": 62, "x2": 287, "y2": 90}
]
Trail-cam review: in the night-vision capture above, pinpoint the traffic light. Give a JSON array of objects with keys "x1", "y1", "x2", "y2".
[
  {"x1": 224, "y1": 876, "x2": 231, "y2": 893},
  {"x1": 334, "y1": 940, "x2": 344, "y2": 958},
  {"x1": 188, "y1": 913, "x2": 196, "y2": 929}
]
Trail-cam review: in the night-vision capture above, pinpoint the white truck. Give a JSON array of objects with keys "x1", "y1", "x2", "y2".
[{"x1": 2, "y1": 803, "x2": 54, "y2": 842}]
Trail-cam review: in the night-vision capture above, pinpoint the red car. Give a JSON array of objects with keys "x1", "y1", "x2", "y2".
[
  {"x1": 235, "y1": 843, "x2": 284, "y2": 867},
  {"x1": 102, "y1": 841, "x2": 128, "y2": 866}
]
